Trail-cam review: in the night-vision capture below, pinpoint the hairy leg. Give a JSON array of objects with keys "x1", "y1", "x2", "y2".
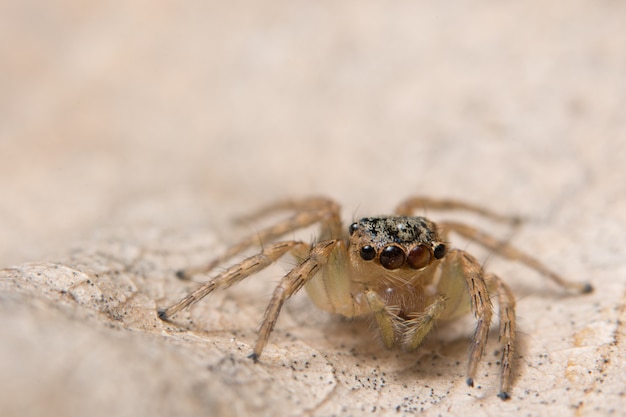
[
  {"x1": 178, "y1": 197, "x2": 342, "y2": 279},
  {"x1": 487, "y1": 273, "x2": 516, "y2": 400},
  {"x1": 442, "y1": 249, "x2": 494, "y2": 389},
  {"x1": 395, "y1": 196, "x2": 520, "y2": 224},
  {"x1": 250, "y1": 239, "x2": 343, "y2": 361},
  {"x1": 441, "y1": 221, "x2": 592, "y2": 294},
  {"x1": 158, "y1": 240, "x2": 308, "y2": 320}
]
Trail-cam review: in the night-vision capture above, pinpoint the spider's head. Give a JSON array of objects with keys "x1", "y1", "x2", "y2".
[{"x1": 348, "y1": 216, "x2": 446, "y2": 271}]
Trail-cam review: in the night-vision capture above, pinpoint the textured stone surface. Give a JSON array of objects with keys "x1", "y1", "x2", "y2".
[{"x1": 1, "y1": 1, "x2": 625, "y2": 416}]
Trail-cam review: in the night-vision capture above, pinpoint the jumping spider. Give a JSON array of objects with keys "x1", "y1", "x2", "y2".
[{"x1": 158, "y1": 196, "x2": 592, "y2": 400}]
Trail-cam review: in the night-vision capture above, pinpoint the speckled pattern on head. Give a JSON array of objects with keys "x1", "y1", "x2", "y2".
[{"x1": 354, "y1": 216, "x2": 438, "y2": 247}]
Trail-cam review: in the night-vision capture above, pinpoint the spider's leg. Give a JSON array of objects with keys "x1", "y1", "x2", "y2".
[
  {"x1": 395, "y1": 197, "x2": 519, "y2": 224},
  {"x1": 158, "y1": 240, "x2": 308, "y2": 320},
  {"x1": 364, "y1": 290, "x2": 402, "y2": 349},
  {"x1": 486, "y1": 273, "x2": 516, "y2": 400},
  {"x1": 444, "y1": 249, "x2": 494, "y2": 390},
  {"x1": 440, "y1": 221, "x2": 592, "y2": 293},
  {"x1": 178, "y1": 198, "x2": 342, "y2": 279},
  {"x1": 250, "y1": 239, "x2": 341, "y2": 361},
  {"x1": 235, "y1": 196, "x2": 341, "y2": 226},
  {"x1": 402, "y1": 294, "x2": 447, "y2": 351}
]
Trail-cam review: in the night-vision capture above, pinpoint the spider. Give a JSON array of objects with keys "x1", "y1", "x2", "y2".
[{"x1": 158, "y1": 196, "x2": 592, "y2": 400}]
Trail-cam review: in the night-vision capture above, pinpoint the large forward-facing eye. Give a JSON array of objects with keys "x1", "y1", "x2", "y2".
[
  {"x1": 407, "y1": 244, "x2": 431, "y2": 269},
  {"x1": 379, "y1": 245, "x2": 406, "y2": 270}
]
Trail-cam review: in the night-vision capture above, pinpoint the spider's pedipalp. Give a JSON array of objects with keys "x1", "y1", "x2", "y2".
[
  {"x1": 365, "y1": 289, "x2": 401, "y2": 349},
  {"x1": 403, "y1": 293, "x2": 447, "y2": 351}
]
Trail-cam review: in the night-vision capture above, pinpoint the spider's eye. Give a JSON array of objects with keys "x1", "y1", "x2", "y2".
[
  {"x1": 359, "y1": 245, "x2": 376, "y2": 261},
  {"x1": 407, "y1": 244, "x2": 431, "y2": 269},
  {"x1": 379, "y1": 245, "x2": 406, "y2": 270},
  {"x1": 433, "y1": 244, "x2": 446, "y2": 259},
  {"x1": 349, "y1": 222, "x2": 359, "y2": 235}
]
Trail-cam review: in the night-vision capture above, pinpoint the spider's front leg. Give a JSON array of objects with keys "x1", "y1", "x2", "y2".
[
  {"x1": 440, "y1": 249, "x2": 517, "y2": 400},
  {"x1": 250, "y1": 239, "x2": 343, "y2": 362},
  {"x1": 439, "y1": 250, "x2": 495, "y2": 393}
]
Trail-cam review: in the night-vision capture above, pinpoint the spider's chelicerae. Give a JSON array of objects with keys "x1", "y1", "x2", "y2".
[{"x1": 158, "y1": 196, "x2": 592, "y2": 400}]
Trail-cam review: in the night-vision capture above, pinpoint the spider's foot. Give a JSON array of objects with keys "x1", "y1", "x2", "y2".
[
  {"x1": 582, "y1": 283, "x2": 594, "y2": 294},
  {"x1": 157, "y1": 309, "x2": 170, "y2": 321},
  {"x1": 497, "y1": 391, "x2": 511, "y2": 401},
  {"x1": 248, "y1": 352, "x2": 260, "y2": 363},
  {"x1": 175, "y1": 269, "x2": 188, "y2": 280},
  {"x1": 466, "y1": 377, "x2": 474, "y2": 387}
]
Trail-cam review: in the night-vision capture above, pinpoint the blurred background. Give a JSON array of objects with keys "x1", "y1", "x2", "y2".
[
  {"x1": 1, "y1": 0, "x2": 624, "y2": 266},
  {"x1": 2, "y1": 2, "x2": 626, "y2": 416}
]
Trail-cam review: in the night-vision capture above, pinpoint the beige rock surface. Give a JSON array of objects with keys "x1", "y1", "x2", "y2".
[{"x1": 1, "y1": 1, "x2": 625, "y2": 416}]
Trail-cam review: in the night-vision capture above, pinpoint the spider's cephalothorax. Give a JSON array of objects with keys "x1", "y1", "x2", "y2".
[
  {"x1": 348, "y1": 216, "x2": 447, "y2": 270},
  {"x1": 158, "y1": 196, "x2": 592, "y2": 401},
  {"x1": 323, "y1": 216, "x2": 451, "y2": 323}
]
